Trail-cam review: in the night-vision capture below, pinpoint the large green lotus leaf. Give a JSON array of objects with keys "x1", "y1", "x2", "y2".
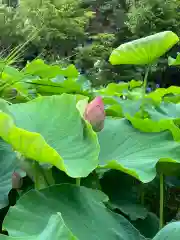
[
  {"x1": 0, "y1": 94, "x2": 99, "y2": 178},
  {"x1": 168, "y1": 53, "x2": 180, "y2": 66},
  {"x1": 109, "y1": 31, "x2": 179, "y2": 65},
  {"x1": 0, "y1": 139, "x2": 17, "y2": 209},
  {"x1": 153, "y1": 221, "x2": 180, "y2": 240},
  {"x1": 23, "y1": 59, "x2": 79, "y2": 78},
  {"x1": 98, "y1": 118, "x2": 180, "y2": 183},
  {"x1": 76, "y1": 98, "x2": 89, "y2": 117},
  {"x1": 3, "y1": 184, "x2": 145, "y2": 240},
  {"x1": 0, "y1": 213, "x2": 77, "y2": 239}
]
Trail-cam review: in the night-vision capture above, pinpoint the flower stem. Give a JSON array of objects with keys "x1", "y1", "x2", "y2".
[
  {"x1": 76, "y1": 178, "x2": 81, "y2": 186},
  {"x1": 143, "y1": 65, "x2": 150, "y2": 97},
  {"x1": 159, "y1": 173, "x2": 164, "y2": 230},
  {"x1": 140, "y1": 184, "x2": 145, "y2": 205}
]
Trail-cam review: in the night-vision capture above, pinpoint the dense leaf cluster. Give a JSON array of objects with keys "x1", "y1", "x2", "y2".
[{"x1": 0, "y1": 31, "x2": 180, "y2": 239}]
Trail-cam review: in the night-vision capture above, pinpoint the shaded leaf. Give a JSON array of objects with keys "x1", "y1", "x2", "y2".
[
  {"x1": 0, "y1": 139, "x2": 17, "y2": 209},
  {"x1": 0, "y1": 213, "x2": 77, "y2": 239},
  {"x1": 132, "y1": 212, "x2": 159, "y2": 239},
  {"x1": 101, "y1": 170, "x2": 147, "y2": 221},
  {"x1": 3, "y1": 184, "x2": 145, "y2": 240}
]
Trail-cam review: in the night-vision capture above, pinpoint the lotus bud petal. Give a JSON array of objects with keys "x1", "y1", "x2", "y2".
[
  {"x1": 12, "y1": 172, "x2": 23, "y2": 189},
  {"x1": 84, "y1": 96, "x2": 105, "y2": 132}
]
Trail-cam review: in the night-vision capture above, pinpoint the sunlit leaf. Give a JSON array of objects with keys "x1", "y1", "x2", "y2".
[
  {"x1": 126, "y1": 115, "x2": 180, "y2": 141},
  {"x1": 23, "y1": 59, "x2": 79, "y2": 78},
  {"x1": 147, "y1": 86, "x2": 180, "y2": 103},
  {"x1": 110, "y1": 31, "x2": 179, "y2": 65},
  {"x1": 0, "y1": 94, "x2": 99, "y2": 178},
  {"x1": 168, "y1": 53, "x2": 180, "y2": 66}
]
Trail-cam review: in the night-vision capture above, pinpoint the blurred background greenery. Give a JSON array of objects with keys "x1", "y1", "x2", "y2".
[{"x1": 1, "y1": 0, "x2": 180, "y2": 88}]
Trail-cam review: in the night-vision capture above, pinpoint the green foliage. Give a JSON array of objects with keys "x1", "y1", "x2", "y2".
[
  {"x1": 0, "y1": 4, "x2": 30, "y2": 49},
  {"x1": 109, "y1": 31, "x2": 179, "y2": 65},
  {"x1": 1, "y1": 31, "x2": 180, "y2": 239},
  {"x1": 168, "y1": 53, "x2": 180, "y2": 66},
  {"x1": 98, "y1": 118, "x2": 180, "y2": 182},
  {"x1": 0, "y1": 213, "x2": 77, "y2": 239},
  {"x1": 75, "y1": 33, "x2": 116, "y2": 86},
  {"x1": 0, "y1": 139, "x2": 17, "y2": 209},
  {"x1": 126, "y1": 0, "x2": 180, "y2": 37},
  {"x1": 152, "y1": 221, "x2": 180, "y2": 239},
  {"x1": 18, "y1": 0, "x2": 93, "y2": 59},
  {"x1": 0, "y1": 0, "x2": 93, "y2": 65},
  {"x1": 0, "y1": 95, "x2": 99, "y2": 178}
]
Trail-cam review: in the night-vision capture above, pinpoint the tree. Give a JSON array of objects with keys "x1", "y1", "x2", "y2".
[
  {"x1": 18, "y1": 0, "x2": 93, "y2": 60},
  {"x1": 75, "y1": 0, "x2": 134, "y2": 86},
  {"x1": 125, "y1": 0, "x2": 180, "y2": 87},
  {"x1": 126, "y1": 0, "x2": 180, "y2": 37}
]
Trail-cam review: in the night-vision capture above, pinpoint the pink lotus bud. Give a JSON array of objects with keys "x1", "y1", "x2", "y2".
[
  {"x1": 84, "y1": 96, "x2": 105, "y2": 132},
  {"x1": 12, "y1": 172, "x2": 23, "y2": 189}
]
